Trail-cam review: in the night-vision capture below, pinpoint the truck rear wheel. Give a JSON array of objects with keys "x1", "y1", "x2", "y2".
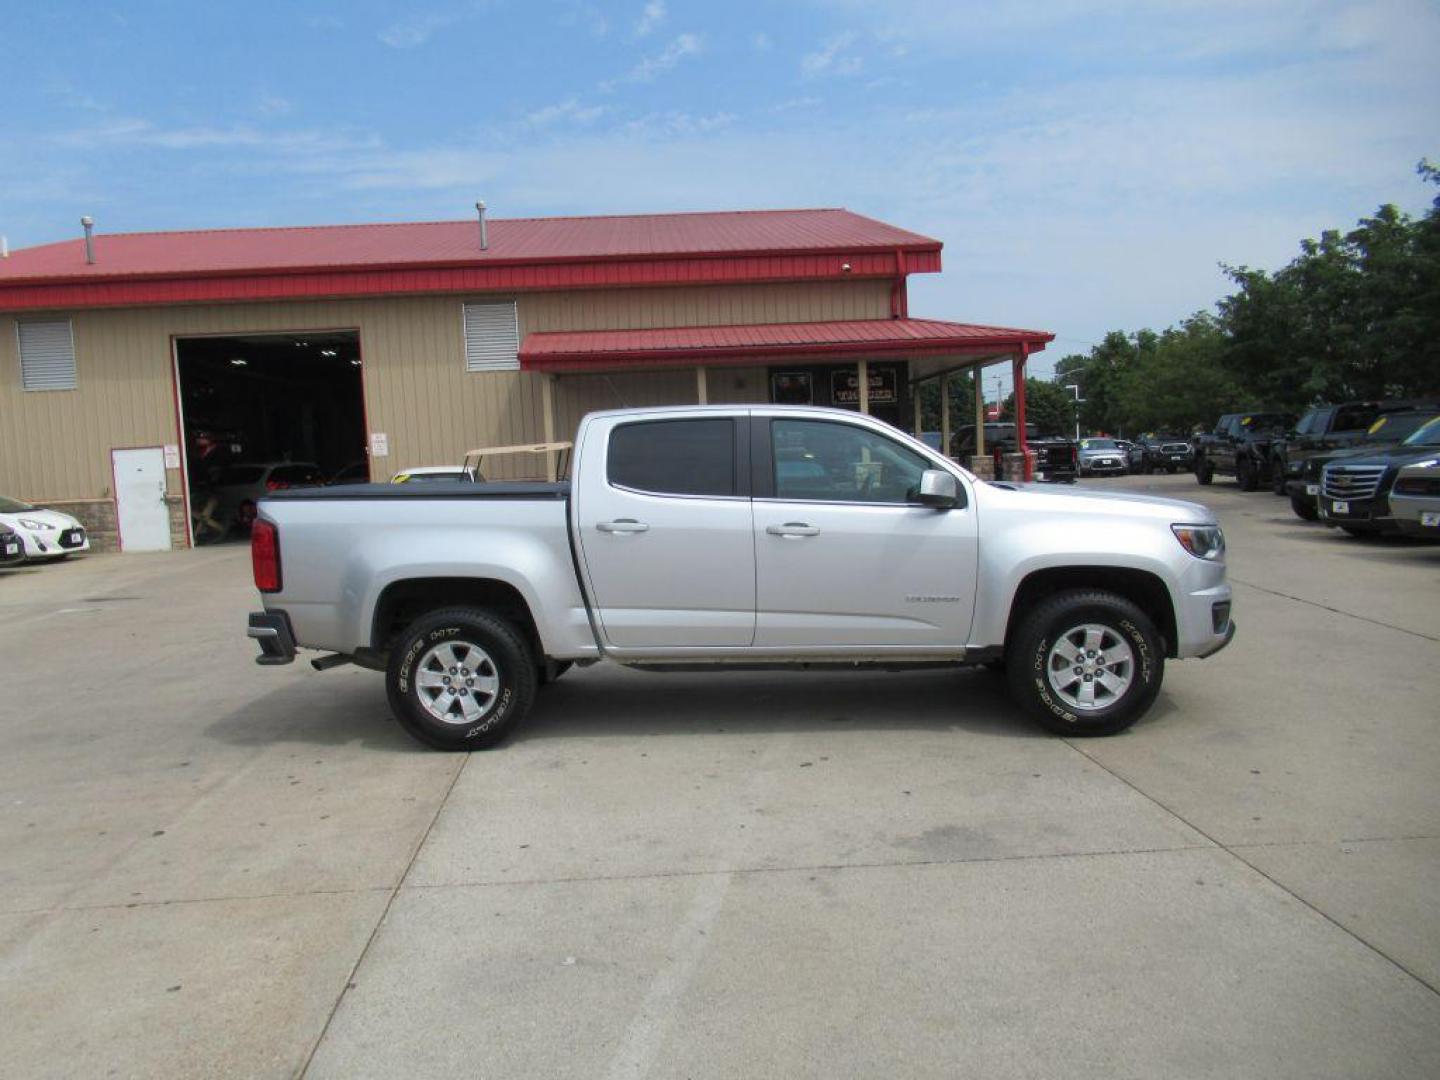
[
  {"x1": 1007, "y1": 590, "x2": 1164, "y2": 737},
  {"x1": 1237, "y1": 457, "x2": 1259, "y2": 491},
  {"x1": 386, "y1": 607, "x2": 536, "y2": 751}
]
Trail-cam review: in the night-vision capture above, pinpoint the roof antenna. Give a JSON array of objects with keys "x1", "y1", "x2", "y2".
[
  {"x1": 1, "y1": 235, "x2": 8, "y2": 259},
  {"x1": 81, "y1": 216, "x2": 95, "y2": 264},
  {"x1": 475, "y1": 200, "x2": 488, "y2": 251}
]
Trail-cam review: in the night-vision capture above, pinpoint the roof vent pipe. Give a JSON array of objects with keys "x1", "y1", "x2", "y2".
[
  {"x1": 81, "y1": 216, "x2": 95, "y2": 264},
  {"x1": 475, "y1": 200, "x2": 488, "y2": 251}
]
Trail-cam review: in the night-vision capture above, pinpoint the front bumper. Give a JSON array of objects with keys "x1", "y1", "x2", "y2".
[
  {"x1": 1285, "y1": 479, "x2": 1319, "y2": 508},
  {"x1": 1079, "y1": 459, "x2": 1127, "y2": 475},
  {"x1": 1195, "y1": 619, "x2": 1236, "y2": 659},
  {"x1": 1317, "y1": 493, "x2": 1393, "y2": 531},
  {"x1": 248, "y1": 610, "x2": 298, "y2": 665},
  {"x1": 16, "y1": 525, "x2": 89, "y2": 558}
]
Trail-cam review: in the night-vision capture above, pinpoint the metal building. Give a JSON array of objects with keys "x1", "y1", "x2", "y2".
[{"x1": 0, "y1": 208, "x2": 1051, "y2": 552}]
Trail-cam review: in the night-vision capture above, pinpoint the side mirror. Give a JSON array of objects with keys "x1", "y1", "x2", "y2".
[{"x1": 916, "y1": 469, "x2": 960, "y2": 509}]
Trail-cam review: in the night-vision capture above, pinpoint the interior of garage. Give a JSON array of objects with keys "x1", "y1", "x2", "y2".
[{"x1": 176, "y1": 331, "x2": 367, "y2": 539}]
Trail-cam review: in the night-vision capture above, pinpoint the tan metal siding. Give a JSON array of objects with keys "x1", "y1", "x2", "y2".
[{"x1": 0, "y1": 280, "x2": 889, "y2": 499}]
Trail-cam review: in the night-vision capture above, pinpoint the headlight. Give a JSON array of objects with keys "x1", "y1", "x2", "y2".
[
  {"x1": 1172, "y1": 523, "x2": 1225, "y2": 560},
  {"x1": 17, "y1": 518, "x2": 55, "y2": 531}
]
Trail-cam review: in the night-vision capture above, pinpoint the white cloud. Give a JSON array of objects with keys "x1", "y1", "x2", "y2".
[
  {"x1": 634, "y1": 1, "x2": 666, "y2": 37},
  {"x1": 255, "y1": 93, "x2": 292, "y2": 117},
  {"x1": 752, "y1": 32, "x2": 772, "y2": 51},
  {"x1": 600, "y1": 32, "x2": 702, "y2": 89},
  {"x1": 377, "y1": 11, "x2": 458, "y2": 48},
  {"x1": 623, "y1": 110, "x2": 737, "y2": 137},
  {"x1": 770, "y1": 96, "x2": 823, "y2": 112},
  {"x1": 801, "y1": 31, "x2": 864, "y2": 78},
  {"x1": 523, "y1": 99, "x2": 610, "y2": 127}
]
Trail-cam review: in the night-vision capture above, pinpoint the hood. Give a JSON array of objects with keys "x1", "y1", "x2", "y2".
[
  {"x1": 0, "y1": 507, "x2": 82, "y2": 530},
  {"x1": 980, "y1": 480, "x2": 1215, "y2": 523},
  {"x1": 1326, "y1": 445, "x2": 1440, "y2": 470}
]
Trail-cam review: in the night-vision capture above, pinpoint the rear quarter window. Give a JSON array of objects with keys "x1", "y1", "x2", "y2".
[{"x1": 607, "y1": 419, "x2": 736, "y2": 497}]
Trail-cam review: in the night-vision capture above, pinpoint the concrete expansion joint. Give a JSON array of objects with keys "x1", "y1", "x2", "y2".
[
  {"x1": 5, "y1": 884, "x2": 394, "y2": 918},
  {"x1": 1228, "y1": 577, "x2": 1440, "y2": 643},
  {"x1": 396, "y1": 842, "x2": 1223, "y2": 895}
]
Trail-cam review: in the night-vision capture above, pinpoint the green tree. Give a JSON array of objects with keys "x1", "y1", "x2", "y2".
[
  {"x1": 1001, "y1": 378, "x2": 1076, "y2": 436},
  {"x1": 1110, "y1": 313, "x2": 1243, "y2": 434}
]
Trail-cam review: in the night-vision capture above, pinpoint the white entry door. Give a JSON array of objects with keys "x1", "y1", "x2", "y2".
[{"x1": 112, "y1": 448, "x2": 171, "y2": 551}]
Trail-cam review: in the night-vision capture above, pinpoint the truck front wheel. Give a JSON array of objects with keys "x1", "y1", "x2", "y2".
[
  {"x1": 1007, "y1": 590, "x2": 1164, "y2": 737},
  {"x1": 386, "y1": 607, "x2": 537, "y2": 751}
]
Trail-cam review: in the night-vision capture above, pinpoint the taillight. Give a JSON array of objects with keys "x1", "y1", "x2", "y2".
[
  {"x1": 252, "y1": 519, "x2": 282, "y2": 592},
  {"x1": 265, "y1": 479, "x2": 289, "y2": 491}
]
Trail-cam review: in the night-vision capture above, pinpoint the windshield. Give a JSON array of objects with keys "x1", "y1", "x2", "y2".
[
  {"x1": 1402, "y1": 416, "x2": 1440, "y2": 447},
  {"x1": 1080, "y1": 438, "x2": 1119, "y2": 450},
  {"x1": 1239, "y1": 413, "x2": 1291, "y2": 431},
  {"x1": 0, "y1": 495, "x2": 37, "y2": 513},
  {"x1": 1370, "y1": 412, "x2": 1440, "y2": 443}
]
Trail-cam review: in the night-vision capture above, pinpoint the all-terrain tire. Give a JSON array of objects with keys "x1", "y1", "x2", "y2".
[
  {"x1": 1271, "y1": 459, "x2": 1288, "y2": 495},
  {"x1": 385, "y1": 607, "x2": 536, "y2": 751},
  {"x1": 1237, "y1": 456, "x2": 1259, "y2": 491},
  {"x1": 1006, "y1": 589, "x2": 1165, "y2": 737},
  {"x1": 1289, "y1": 495, "x2": 1319, "y2": 522}
]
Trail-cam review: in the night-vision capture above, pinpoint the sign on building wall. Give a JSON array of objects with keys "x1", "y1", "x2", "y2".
[
  {"x1": 831, "y1": 367, "x2": 896, "y2": 406},
  {"x1": 369, "y1": 432, "x2": 389, "y2": 457}
]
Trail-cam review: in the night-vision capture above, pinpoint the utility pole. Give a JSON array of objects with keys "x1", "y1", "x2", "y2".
[{"x1": 1065, "y1": 383, "x2": 1084, "y2": 442}]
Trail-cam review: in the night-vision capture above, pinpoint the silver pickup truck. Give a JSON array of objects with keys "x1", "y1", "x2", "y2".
[{"x1": 248, "y1": 405, "x2": 1234, "y2": 750}]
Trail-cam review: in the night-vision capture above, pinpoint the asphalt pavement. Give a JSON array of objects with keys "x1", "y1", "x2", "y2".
[{"x1": 1, "y1": 472, "x2": 1437, "y2": 1079}]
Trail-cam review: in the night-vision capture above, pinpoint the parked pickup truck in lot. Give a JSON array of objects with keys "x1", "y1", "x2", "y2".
[
  {"x1": 1194, "y1": 411, "x2": 1294, "y2": 490},
  {"x1": 248, "y1": 406, "x2": 1234, "y2": 750}
]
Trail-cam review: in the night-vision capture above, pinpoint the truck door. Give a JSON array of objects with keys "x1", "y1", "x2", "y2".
[
  {"x1": 752, "y1": 416, "x2": 977, "y2": 649},
  {"x1": 574, "y1": 415, "x2": 756, "y2": 648}
]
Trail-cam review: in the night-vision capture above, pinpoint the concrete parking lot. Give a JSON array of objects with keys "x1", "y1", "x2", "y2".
[{"x1": 2, "y1": 472, "x2": 1438, "y2": 1079}]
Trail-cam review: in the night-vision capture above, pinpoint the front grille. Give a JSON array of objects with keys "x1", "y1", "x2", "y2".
[
  {"x1": 1394, "y1": 476, "x2": 1440, "y2": 496},
  {"x1": 1322, "y1": 464, "x2": 1386, "y2": 500},
  {"x1": 1161, "y1": 443, "x2": 1189, "y2": 454},
  {"x1": 59, "y1": 528, "x2": 86, "y2": 548}
]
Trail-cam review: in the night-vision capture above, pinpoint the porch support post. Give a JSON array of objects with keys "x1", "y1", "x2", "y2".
[
  {"x1": 940, "y1": 374, "x2": 951, "y2": 459},
  {"x1": 974, "y1": 365, "x2": 986, "y2": 458},
  {"x1": 541, "y1": 373, "x2": 557, "y2": 481},
  {"x1": 857, "y1": 358, "x2": 870, "y2": 414},
  {"x1": 1012, "y1": 345, "x2": 1031, "y2": 480},
  {"x1": 696, "y1": 365, "x2": 708, "y2": 404},
  {"x1": 912, "y1": 376, "x2": 923, "y2": 437}
]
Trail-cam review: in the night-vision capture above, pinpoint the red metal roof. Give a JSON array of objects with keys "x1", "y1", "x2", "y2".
[
  {"x1": 521, "y1": 318, "x2": 1053, "y2": 372},
  {"x1": 1, "y1": 209, "x2": 938, "y2": 280}
]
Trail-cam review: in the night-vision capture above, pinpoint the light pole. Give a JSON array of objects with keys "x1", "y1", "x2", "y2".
[{"x1": 1064, "y1": 383, "x2": 1084, "y2": 442}]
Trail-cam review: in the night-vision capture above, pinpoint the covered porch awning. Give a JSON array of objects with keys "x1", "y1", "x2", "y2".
[{"x1": 518, "y1": 318, "x2": 1053, "y2": 373}]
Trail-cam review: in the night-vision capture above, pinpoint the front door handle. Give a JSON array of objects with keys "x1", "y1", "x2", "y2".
[
  {"x1": 766, "y1": 522, "x2": 819, "y2": 538},
  {"x1": 596, "y1": 519, "x2": 650, "y2": 533}
]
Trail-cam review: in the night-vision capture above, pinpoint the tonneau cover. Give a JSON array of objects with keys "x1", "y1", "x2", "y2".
[{"x1": 263, "y1": 481, "x2": 570, "y2": 501}]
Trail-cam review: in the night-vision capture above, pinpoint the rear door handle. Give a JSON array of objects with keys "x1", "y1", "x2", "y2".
[
  {"x1": 596, "y1": 519, "x2": 650, "y2": 533},
  {"x1": 766, "y1": 522, "x2": 819, "y2": 538}
]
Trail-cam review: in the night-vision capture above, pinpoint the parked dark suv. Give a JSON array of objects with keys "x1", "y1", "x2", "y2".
[
  {"x1": 1286, "y1": 408, "x2": 1440, "y2": 521},
  {"x1": 1318, "y1": 415, "x2": 1440, "y2": 535},
  {"x1": 1270, "y1": 398, "x2": 1440, "y2": 495},
  {"x1": 1195, "y1": 411, "x2": 1295, "y2": 489}
]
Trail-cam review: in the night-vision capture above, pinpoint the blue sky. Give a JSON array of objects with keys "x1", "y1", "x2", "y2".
[{"x1": 4, "y1": 0, "x2": 1438, "y2": 379}]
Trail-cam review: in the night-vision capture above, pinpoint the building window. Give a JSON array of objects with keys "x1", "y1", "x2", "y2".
[
  {"x1": 463, "y1": 301, "x2": 519, "y2": 371},
  {"x1": 17, "y1": 319, "x2": 77, "y2": 391},
  {"x1": 608, "y1": 419, "x2": 737, "y2": 497}
]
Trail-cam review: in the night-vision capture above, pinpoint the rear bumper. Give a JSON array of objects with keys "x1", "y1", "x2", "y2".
[{"x1": 248, "y1": 610, "x2": 297, "y2": 665}]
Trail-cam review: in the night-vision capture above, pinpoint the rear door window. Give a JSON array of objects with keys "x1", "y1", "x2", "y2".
[{"x1": 607, "y1": 419, "x2": 737, "y2": 497}]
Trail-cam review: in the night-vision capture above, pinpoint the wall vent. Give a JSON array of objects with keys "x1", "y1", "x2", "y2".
[
  {"x1": 463, "y1": 301, "x2": 519, "y2": 372},
  {"x1": 18, "y1": 319, "x2": 77, "y2": 391}
]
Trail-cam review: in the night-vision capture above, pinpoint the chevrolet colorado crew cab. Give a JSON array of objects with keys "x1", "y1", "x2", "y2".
[{"x1": 247, "y1": 406, "x2": 1235, "y2": 750}]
